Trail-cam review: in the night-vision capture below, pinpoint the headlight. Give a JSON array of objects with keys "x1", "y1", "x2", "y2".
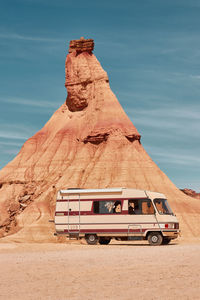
[
  {"x1": 162, "y1": 223, "x2": 179, "y2": 229},
  {"x1": 174, "y1": 223, "x2": 179, "y2": 229},
  {"x1": 160, "y1": 223, "x2": 175, "y2": 229},
  {"x1": 165, "y1": 223, "x2": 174, "y2": 229}
]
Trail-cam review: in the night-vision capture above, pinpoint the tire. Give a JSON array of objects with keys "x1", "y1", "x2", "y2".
[
  {"x1": 99, "y1": 237, "x2": 111, "y2": 245},
  {"x1": 162, "y1": 238, "x2": 171, "y2": 245},
  {"x1": 148, "y1": 232, "x2": 163, "y2": 246},
  {"x1": 85, "y1": 234, "x2": 98, "y2": 245}
]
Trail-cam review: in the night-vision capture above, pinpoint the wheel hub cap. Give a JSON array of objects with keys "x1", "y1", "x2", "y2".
[{"x1": 152, "y1": 235, "x2": 158, "y2": 243}]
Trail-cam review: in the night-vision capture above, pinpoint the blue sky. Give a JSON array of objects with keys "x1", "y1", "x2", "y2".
[{"x1": 0, "y1": 0, "x2": 200, "y2": 191}]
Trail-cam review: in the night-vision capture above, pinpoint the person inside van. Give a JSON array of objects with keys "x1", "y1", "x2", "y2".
[
  {"x1": 129, "y1": 200, "x2": 141, "y2": 214},
  {"x1": 129, "y1": 201, "x2": 135, "y2": 214},
  {"x1": 114, "y1": 201, "x2": 121, "y2": 213}
]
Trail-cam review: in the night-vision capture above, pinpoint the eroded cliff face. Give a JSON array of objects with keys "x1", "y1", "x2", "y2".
[{"x1": 0, "y1": 38, "x2": 200, "y2": 242}]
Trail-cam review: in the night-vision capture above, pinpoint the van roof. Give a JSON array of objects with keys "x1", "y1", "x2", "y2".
[
  {"x1": 60, "y1": 188, "x2": 123, "y2": 195},
  {"x1": 58, "y1": 188, "x2": 165, "y2": 199}
]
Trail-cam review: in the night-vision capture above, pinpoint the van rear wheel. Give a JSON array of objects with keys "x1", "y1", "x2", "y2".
[
  {"x1": 148, "y1": 232, "x2": 163, "y2": 246},
  {"x1": 85, "y1": 234, "x2": 98, "y2": 245},
  {"x1": 99, "y1": 237, "x2": 111, "y2": 245}
]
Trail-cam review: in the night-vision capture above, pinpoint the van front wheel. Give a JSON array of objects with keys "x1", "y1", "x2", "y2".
[
  {"x1": 148, "y1": 232, "x2": 163, "y2": 246},
  {"x1": 162, "y1": 238, "x2": 171, "y2": 245},
  {"x1": 99, "y1": 237, "x2": 111, "y2": 245},
  {"x1": 85, "y1": 234, "x2": 98, "y2": 245}
]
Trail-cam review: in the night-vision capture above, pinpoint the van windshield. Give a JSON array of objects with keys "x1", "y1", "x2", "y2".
[{"x1": 153, "y1": 198, "x2": 173, "y2": 215}]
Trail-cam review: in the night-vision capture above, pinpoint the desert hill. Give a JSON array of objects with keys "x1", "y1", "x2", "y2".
[{"x1": 0, "y1": 38, "x2": 200, "y2": 242}]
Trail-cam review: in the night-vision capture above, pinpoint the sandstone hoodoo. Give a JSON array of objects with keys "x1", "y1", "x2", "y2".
[{"x1": 0, "y1": 38, "x2": 200, "y2": 242}]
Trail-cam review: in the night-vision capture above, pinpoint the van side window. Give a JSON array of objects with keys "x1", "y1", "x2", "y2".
[
  {"x1": 93, "y1": 200, "x2": 122, "y2": 214},
  {"x1": 128, "y1": 200, "x2": 140, "y2": 214},
  {"x1": 141, "y1": 199, "x2": 155, "y2": 214},
  {"x1": 113, "y1": 200, "x2": 122, "y2": 213},
  {"x1": 128, "y1": 199, "x2": 154, "y2": 215}
]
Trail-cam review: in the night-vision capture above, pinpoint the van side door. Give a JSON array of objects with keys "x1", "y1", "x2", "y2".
[{"x1": 127, "y1": 198, "x2": 155, "y2": 237}]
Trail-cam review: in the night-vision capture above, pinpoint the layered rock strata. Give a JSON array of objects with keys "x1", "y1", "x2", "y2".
[
  {"x1": 69, "y1": 37, "x2": 94, "y2": 53},
  {"x1": 181, "y1": 189, "x2": 200, "y2": 200},
  {"x1": 0, "y1": 38, "x2": 200, "y2": 242}
]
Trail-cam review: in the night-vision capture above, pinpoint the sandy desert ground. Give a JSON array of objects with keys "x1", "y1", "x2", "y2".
[{"x1": 0, "y1": 239, "x2": 200, "y2": 300}]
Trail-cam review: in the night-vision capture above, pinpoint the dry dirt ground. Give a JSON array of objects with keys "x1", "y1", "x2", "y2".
[{"x1": 0, "y1": 239, "x2": 200, "y2": 300}]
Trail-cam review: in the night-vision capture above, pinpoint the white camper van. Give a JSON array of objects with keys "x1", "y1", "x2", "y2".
[{"x1": 54, "y1": 188, "x2": 180, "y2": 245}]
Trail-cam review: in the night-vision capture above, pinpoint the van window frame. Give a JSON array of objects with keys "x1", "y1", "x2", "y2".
[
  {"x1": 128, "y1": 198, "x2": 155, "y2": 215},
  {"x1": 153, "y1": 198, "x2": 173, "y2": 215},
  {"x1": 93, "y1": 200, "x2": 122, "y2": 215}
]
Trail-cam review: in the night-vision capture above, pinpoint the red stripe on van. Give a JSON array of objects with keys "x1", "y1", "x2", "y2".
[
  {"x1": 55, "y1": 211, "x2": 131, "y2": 216},
  {"x1": 63, "y1": 228, "x2": 146, "y2": 233},
  {"x1": 55, "y1": 223, "x2": 158, "y2": 226}
]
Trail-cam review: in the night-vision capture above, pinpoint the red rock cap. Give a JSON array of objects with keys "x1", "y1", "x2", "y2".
[{"x1": 69, "y1": 37, "x2": 94, "y2": 53}]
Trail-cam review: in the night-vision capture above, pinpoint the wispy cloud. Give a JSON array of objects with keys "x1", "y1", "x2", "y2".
[
  {"x1": 0, "y1": 131, "x2": 28, "y2": 140},
  {"x1": 129, "y1": 105, "x2": 200, "y2": 121},
  {"x1": 0, "y1": 32, "x2": 63, "y2": 43},
  {"x1": 147, "y1": 147, "x2": 200, "y2": 167},
  {"x1": 0, "y1": 123, "x2": 36, "y2": 140},
  {"x1": 2, "y1": 148, "x2": 20, "y2": 155},
  {"x1": 0, "y1": 140, "x2": 22, "y2": 147},
  {"x1": 0, "y1": 96, "x2": 60, "y2": 109},
  {"x1": 189, "y1": 75, "x2": 200, "y2": 80},
  {"x1": 127, "y1": 104, "x2": 200, "y2": 135}
]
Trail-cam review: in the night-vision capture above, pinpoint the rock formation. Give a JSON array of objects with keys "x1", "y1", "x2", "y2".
[
  {"x1": 181, "y1": 189, "x2": 200, "y2": 200},
  {"x1": 0, "y1": 37, "x2": 200, "y2": 242}
]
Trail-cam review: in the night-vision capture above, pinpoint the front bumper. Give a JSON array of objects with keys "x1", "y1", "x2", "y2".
[{"x1": 162, "y1": 230, "x2": 180, "y2": 239}]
